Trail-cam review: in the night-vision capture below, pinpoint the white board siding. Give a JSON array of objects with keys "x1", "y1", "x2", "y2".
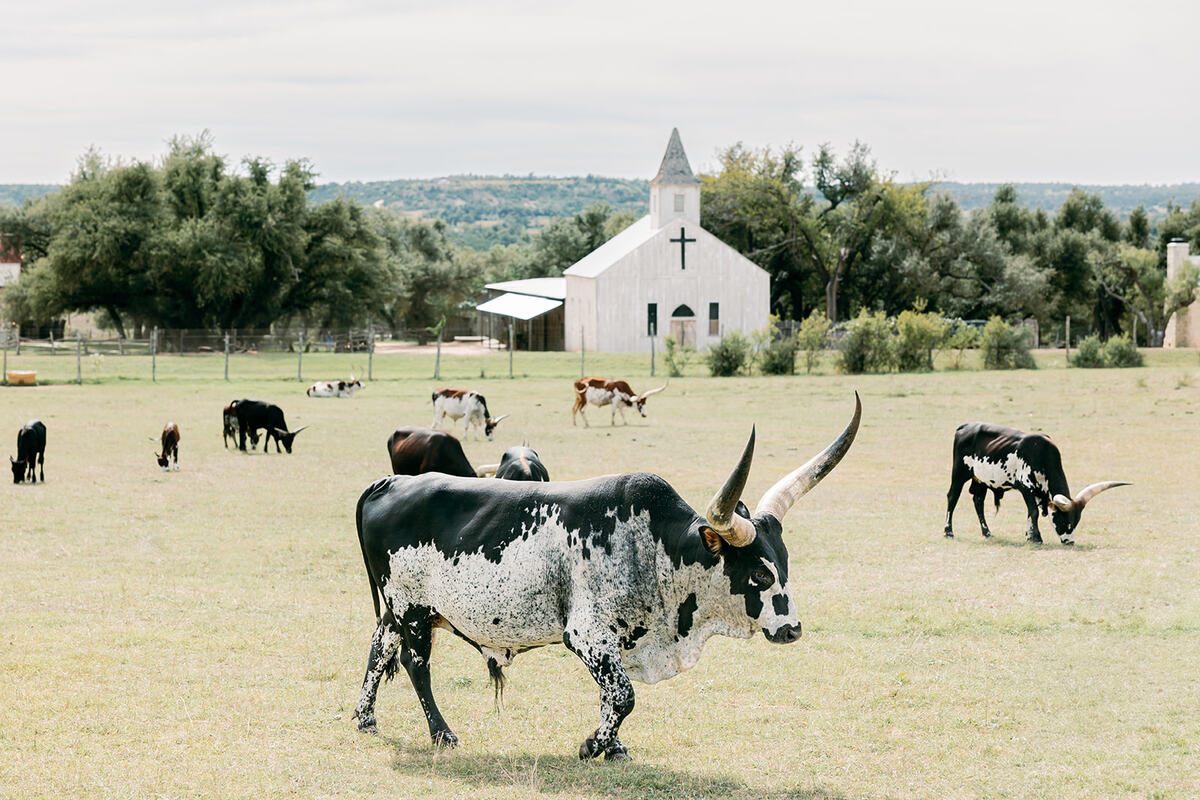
[{"x1": 566, "y1": 224, "x2": 769, "y2": 353}]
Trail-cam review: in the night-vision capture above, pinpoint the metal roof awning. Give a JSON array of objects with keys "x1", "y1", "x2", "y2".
[{"x1": 476, "y1": 292, "x2": 563, "y2": 321}]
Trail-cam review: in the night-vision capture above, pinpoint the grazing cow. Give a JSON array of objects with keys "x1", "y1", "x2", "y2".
[
  {"x1": 944, "y1": 422, "x2": 1130, "y2": 545},
  {"x1": 354, "y1": 394, "x2": 861, "y2": 759},
  {"x1": 571, "y1": 377, "x2": 667, "y2": 427},
  {"x1": 156, "y1": 422, "x2": 181, "y2": 471},
  {"x1": 223, "y1": 401, "x2": 258, "y2": 450},
  {"x1": 387, "y1": 427, "x2": 476, "y2": 478},
  {"x1": 233, "y1": 399, "x2": 307, "y2": 454},
  {"x1": 431, "y1": 388, "x2": 508, "y2": 441},
  {"x1": 307, "y1": 379, "x2": 364, "y2": 398},
  {"x1": 10, "y1": 419, "x2": 46, "y2": 484},
  {"x1": 475, "y1": 445, "x2": 551, "y2": 481}
]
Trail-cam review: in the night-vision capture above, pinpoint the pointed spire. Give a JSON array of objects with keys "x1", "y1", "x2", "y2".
[{"x1": 651, "y1": 128, "x2": 699, "y2": 186}]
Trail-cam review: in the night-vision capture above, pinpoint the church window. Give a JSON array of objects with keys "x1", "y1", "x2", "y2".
[
  {"x1": 673, "y1": 193, "x2": 685, "y2": 212},
  {"x1": 671, "y1": 304, "x2": 694, "y2": 318},
  {"x1": 647, "y1": 303, "x2": 657, "y2": 336},
  {"x1": 709, "y1": 303, "x2": 719, "y2": 335}
]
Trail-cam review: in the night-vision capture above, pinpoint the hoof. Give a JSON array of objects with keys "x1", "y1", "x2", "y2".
[
  {"x1": 1061, "y1": 539, "x2": 1075, "y2": 546},
  {"x1": 604, "y1": 745, "x2": 631, "y2": 762},
  {"x1": 944, "y1": 530, "x2": 954, "y2": 538},
  {"x1": 356, "y1": 717, "x2": 378, "y2": 735},
  {"x1": 579, "y1": 736, "x2": 603, "y2": 760},
  {"x1": 431, "y1": 730, "x2": 459, "y2": 748},
  {"x1": 981, "y1": 529, "x2": 991, "y2": 538}
]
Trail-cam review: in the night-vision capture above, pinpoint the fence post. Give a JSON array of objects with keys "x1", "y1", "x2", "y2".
[
  {"x1": 1065, "y1": 316, "x2": 1071, "y2": 366},
  {"x1": 508, "y1": 321, "x2": 514, "y2": 379},
  {"x1": 650, "y1": 332, "x2": 655, "y2": 377},
  {"x1": 1132, "y1": 315, "x2": 1138, "y2": 349},
  {"x1": 76, "y1": 334, "x2": 82, "y2": 385},
  {"x1": 50, "y1": 332, "x2": 55, "y2": 356},
  {"x1": 2, "y1": 344, "x2": 6, "y2": 384},
  {"x1": 297, "y1": 333, "x2": 303, "y2": 382},
  {"x1": 434, "y1": 327, "x2": 442, "y2": 380},
  {"x1": 118, "y1": 334, "x2": 124, "y2": 356},
  {"x1": 224, "y1": 332, "x2": 230, "y2": 381},
  {"x1": 152, "y1": 326, "x2": 158, "y2": 382},
  {"x1": 368, "y1": 324, "x2": 374, "y2": 381}
]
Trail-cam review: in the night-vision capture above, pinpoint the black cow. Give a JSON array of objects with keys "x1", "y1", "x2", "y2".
[
  {"x1": 11, "y1": 419, "x2": 46, "y2": 484},
  {"x1": 387, "y1": 427, "x2": 476, "y2": 478},
  {"x1": 944, "y1": 422, "x2": 1130, "y2": 545},
  {"x1": 477, "y1": 445, "x2": 551, "y2": 481},
  {"x1": 353, "y1": 395, "x2": 860, "y2": 760},
  {"x1": 223, "y1": 401, "x2": 258, "y2": 450},
  {"x1": 233, "y1": 399, "x2": 307, "y2": 454}
]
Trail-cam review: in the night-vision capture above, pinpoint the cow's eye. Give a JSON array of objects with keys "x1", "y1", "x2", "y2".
[{"x1": 752, "y1": 568, "x2": 774, "y2": 587}]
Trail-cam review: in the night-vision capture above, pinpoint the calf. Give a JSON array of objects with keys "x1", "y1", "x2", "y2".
[
  {"x1": 475, "y1": 445, "x2": 551, "y2": 481},
  {"x1": 431, "y1": 388, "x2": 508, "y2": 441},
  {"x1": 234, "y1": 399, "x2": 307, "y2": 454},
  {"x1": 944, "y1": 422, "x2": 1130, "y2": 545},
  {"x1": 156, "y1": 422, "x2": 181, "y2": 471},
  {"x1": 571, "y1": 377, "x2": 667, "y2": 427},
  {"x1": 10, "y1": 419, "x2": 46, "y2": 484},
  {"x1": 387, "y1": 427, "x2": 477, "y2": 478},
  {"x1": 307, "y1": 379, "x2": 364, "y2": 398}
]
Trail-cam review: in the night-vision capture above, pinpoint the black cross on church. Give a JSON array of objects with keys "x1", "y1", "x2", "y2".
[{"x1": 670, "y1": 227, "x2": 696, "y2": 270}]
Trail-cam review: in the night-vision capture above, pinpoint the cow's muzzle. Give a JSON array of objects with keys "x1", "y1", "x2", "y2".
[{"x1": 763, "y1": 623, "x2": 802, "y2": 644}]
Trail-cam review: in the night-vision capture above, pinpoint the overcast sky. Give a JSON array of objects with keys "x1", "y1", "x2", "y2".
[{"x1": 3, "y1": 0, "x2": 1198, "y2": 186}]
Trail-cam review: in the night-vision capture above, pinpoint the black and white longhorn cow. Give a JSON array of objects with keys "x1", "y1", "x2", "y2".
[
  {"x1": 354, "y1": 394, "x2": 861, "y2": 760},
  {"x1": 11, "y1": 419, "x2": 46, "y2": 484},
  {"x1": 233, "y1": 399, "x2": 307, "y2": 454},
  {"x1": 307, "y1": 379, "x2": 364, "y2": 398},
  {"x1": 944, "y1": 422, "x2": 1130, "y2": 545},
  {"x1": 475, "y1": 445, "x2": 551, "y2": 482},
  {"x1": 431, "y1": 388, "x2": 507, "y2": 441}
]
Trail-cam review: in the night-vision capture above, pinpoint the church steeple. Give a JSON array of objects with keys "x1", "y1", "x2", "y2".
[{"x1": 649, "y1": 128, "x2": 700, "y2": 228}]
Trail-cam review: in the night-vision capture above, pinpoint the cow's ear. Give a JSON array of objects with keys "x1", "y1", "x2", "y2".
[{"x1": 699, "y1": 526, "x2": 724, "y2": 556}]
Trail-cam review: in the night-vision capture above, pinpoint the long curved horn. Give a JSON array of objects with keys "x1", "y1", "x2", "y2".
[
  {"x1": 289, "y1": 425, "x2": 309, "y2": 436},
  {"x1": 705, "y1": 427, "x2": 758, "y2": 547},
  {"x1": 1073, "y1": 480, "x2": 1131, "y2": 510},
  {"x1": 637, "y1": 381, "x2": 669, "y2": 402},
  {"x1": 489, "y1": 414, "x2": 509, "y2": 425},
  {"x1": 754, "y1": 392, "x2": 862, "y2": 522},
  {"x1": 475, "y1": 463, "x2": 500, "y2": 477}
]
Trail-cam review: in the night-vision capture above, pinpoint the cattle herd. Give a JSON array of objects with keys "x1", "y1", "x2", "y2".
[{"x1": 7, "y1": 373, "x2": 1133, "y2": 763}]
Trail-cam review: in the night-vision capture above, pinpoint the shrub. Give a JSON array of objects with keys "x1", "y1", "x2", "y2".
[
  {"x1": 663, "y1": 335, "x2": 694, "y2": 377},
  {"x1": 797, "y1": 311, "x2": 831, "y2": 374},
  {"x1": 707, "y1": 330, "x2": 753, "y2": 377},
  {"x1": 1071, "y1": 334, "x2": 1106, "y2": 368},
  {"x1": 981, "y1": 317, "x2": 1036, "y2": 369},
  {"x1": 1073, "y1": 333, "x2": 1143, "y2": 368},
  {"x1": 894, "y1": 310, "x2": 949, "y2": 372},
  {"x1": 1103, "y1": 335, "x2": 1143, "y2": 368},
  {"x1": 944, "y1": 321, "x2": 979, "y2": 370},
  {"x1": 758, "y1": 323, "x2": 799, "y2": 375},
  {"x1": 837, "y1": 310, "x2": 895, "y2": 374}
]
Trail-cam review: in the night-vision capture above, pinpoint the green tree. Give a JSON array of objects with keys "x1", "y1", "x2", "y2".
[{"x1": 1093, "y1": 244, "x2": 1200, "y2": 346}]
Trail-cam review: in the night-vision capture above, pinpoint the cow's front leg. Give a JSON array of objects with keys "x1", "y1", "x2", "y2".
[
  {"x1": 563, "y1": 626, "x2": 634, "y2": 761},
  {"x1": 970, "y1": 482, "x2": 992, "y2": 538},
  {"x1": 944, "y1": 469, "x2": 969, "y2": 537},
  {"x1": 398, "y1": 607, "x2": 458, "y2": 747},
  {"x1": 1019, "y1": 489, "x2": 1043, "y2": 544},
  {"x1": 354, "y1": 610, "x2": 405, "y2": 734}
]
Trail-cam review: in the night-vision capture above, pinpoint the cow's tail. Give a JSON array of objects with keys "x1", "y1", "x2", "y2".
[
  {"x1": 356, "y1": 483, "x2": 382, "y2": 623},
  {"x1": 487, "y1": 657, "x2": 506, "y2": 711}
]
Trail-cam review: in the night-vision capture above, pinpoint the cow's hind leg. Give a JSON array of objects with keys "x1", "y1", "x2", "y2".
[
  {"x1": 564, "y1": 626, "x2": 634, "y2": 761},
  {"x1": 354, "y1": 609, "x2": 405, "y2": 733},
  {"x1": 970, "y1": 482, "x2": 992, "y2": 538},
  {"x1": 398, "y1": 607, "x2": 458, "y2": 747}
]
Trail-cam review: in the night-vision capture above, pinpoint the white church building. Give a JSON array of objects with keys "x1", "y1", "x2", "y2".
[{"x1": 478, "y1": 130, "x2": 770, "y2": 352}]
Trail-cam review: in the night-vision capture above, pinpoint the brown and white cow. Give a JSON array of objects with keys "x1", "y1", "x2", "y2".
[
  {"x1": 571, "y1": 377, "x2": 667, "y2": 427},
  {"x1": 156, "y1": 422, "x2": 181, "y2": 471},
  {"x1": 431, "y1": 388, "x2": 508, "y2": 441}
]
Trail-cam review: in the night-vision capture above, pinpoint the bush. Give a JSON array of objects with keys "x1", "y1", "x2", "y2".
[
  {"x1": 894, "y1": 310, "x2": 949, "y2": 372},
  {"x1": 1073, "y1": 333, "x2": 1143, "y2": 368},
  {"x1": 707, "y1": 331, "x2": 753, "y2": 377},
  {"x1": 758, "y1": 324, "x2": 798, "y2": 375},
  {"x1": 1071, "y1": 334, "x2": 1106, "y2": 368},
  {"x1": 797, "y1": 311, "x2": 831, "y2": 374},
  {"x1": 944, "y1": 321, "x2": 979, "y2": 369},
  {"x1": 662, "y1": 335, "x2": 694, "y2": 377},
  {"x1": 837, "y1": 310, "x2": 895, "y2": 374},
  {"x1": 980, "y1": 317, "x2": 1036, "y2": 369}
]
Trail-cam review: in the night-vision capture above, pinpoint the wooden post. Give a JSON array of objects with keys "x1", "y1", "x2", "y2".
[
  {"x1": 50, "y1": 332, "x2": 55, "y2": 356},
  {"x1": 151, "y1": 327, "x2": 158, "y2": 382},
  {"x1": 1065, "y1": 316, "x2": 1071, "y2": 366},
  {"x1": 224, "y1": 332, "x2": 230, "y2": 381},
  {"x1": 650, "y1": 332, "x2": 655, "y2": 377},
  {"x1": 368, "y1": 324, "x2": 374, "y2": 381},
  {"x1": 118, "y1": 334, "x2": 124, "y2": 355},
  {"x1": 508, "y1": 321, "x2": 514, "y2": 379},
  {"x1": 297, "y1": 333, "x2": 303, "y2": 382},
  {"x1": 179, "y1": 329, "x2": 184, "y2": 354},
  {"x1": 2, "y1": 345, "x2": 6, "y2": 385},
  {"x1": 76, "y1": 334, "x2": 82, "y2": 385},
  {"x1": 1132, "y1": 315, "x2": 1138, "y2": 349},
  {"x1": 434, "y1": 327, "x2": 442, "y2": 380}
]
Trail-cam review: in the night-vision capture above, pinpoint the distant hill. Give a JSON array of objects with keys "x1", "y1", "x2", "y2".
[{"x1": 5, "y1": 178, "x2": 1199, "y2": 249}]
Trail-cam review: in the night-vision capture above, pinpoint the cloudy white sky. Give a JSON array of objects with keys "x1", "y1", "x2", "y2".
[{"x1": 3, "y1": 0, "x2": 1197, "y2": 186}]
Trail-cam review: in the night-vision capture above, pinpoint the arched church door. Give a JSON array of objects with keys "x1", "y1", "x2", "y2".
[{"x1": 669, "y1": 304, "x2": 696, "y2": 348}]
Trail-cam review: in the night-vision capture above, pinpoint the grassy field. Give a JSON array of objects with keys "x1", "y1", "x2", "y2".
[{"x1": 2, "y1": 348, "x2": 1198, "y2": 799}]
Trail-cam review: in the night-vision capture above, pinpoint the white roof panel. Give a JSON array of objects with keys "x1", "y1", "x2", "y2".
[
  {"x1": 484, "y1": 277, "x2": 567, "y2": 300},
  {"x1": 476, "y1": 293, "x2": 563, "y2": 321},
  {"x1": 562, "y1": 215, "x2": 656, "y2": 278}
]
